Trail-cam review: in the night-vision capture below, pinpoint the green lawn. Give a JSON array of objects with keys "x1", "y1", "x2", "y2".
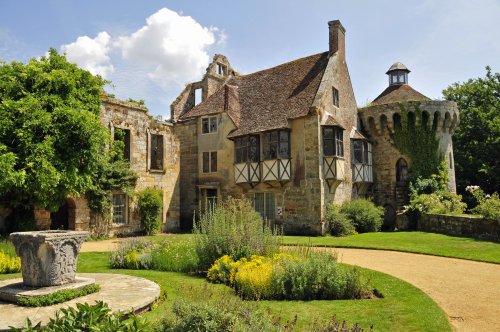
[
  {"x1": 1, "y1": 252, "x2": 451, "y2": 331},
  {"x1": 81, "y1": 252, "x2": 451, "y2": 331},
  {"x1": 282, "y1": 232, "x2": 500, "y2": 264}
]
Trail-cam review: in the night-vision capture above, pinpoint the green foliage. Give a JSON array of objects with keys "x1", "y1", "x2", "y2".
[
  {"x1": 109, "y1": 238, "x2": 155, "y2": 269},
  {"x1": 0, "y1": 49, "x2": 108, "y2": 213},
  {"x1": 126, "y1": 98, "x2": 145, "y2": 106},
  {"x1": 0, "y1": 250, "x2": 21, "y2": 273},
  {"x1": 207, "y1": 251, "x2": 371, "y2": 301},
  {"x1": 406, "y1": 191, "x2": 466, "y2": 216},
  {"x1": 150, "y1": 240, "x2": 199, "y2": 273},
  {"x1": 11, "y1": 301, "x2": 147, "y2": 331},
  {"x1": 193, "y1": 197, "x2": 281, "y2": 271},
  {"x1": 339, "y1": 199, "x2": 384, "y2": 233},
  {"x1": 326, "y1": 204, "x2": 356, "y2": 236},
  {"x1": 467, "y1": 186, "x2": 500, "y2": 222},
  {"x1": 153, "y1": 285, "x2": 295, "y2": 332},
  {"x1": 392, "y1": 103, "x2": 442, "y2": 179},
  {"x1": 138, "y1": 188, "x2": 163, "y2": 235},
  {"x1": 443, "y1": 67, "x2": 500, "y2": 195},
  {"x1": 17, "y1": 284, "x2": 100, "y2": 307},
  {"x1": 5, "y1": 207, "x2": 37, "y2": 233}
]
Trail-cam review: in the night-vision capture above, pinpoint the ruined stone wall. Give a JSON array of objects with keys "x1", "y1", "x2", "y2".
[
  {"x1": 100, "y1": 97, "x2": 180, "y2": 235},
  {"x1": 175, "y1": 119, "x2": 199, "y2": 229},
  {"x1": 171, "y1": 54, "x2": 233, "y2": 121}
]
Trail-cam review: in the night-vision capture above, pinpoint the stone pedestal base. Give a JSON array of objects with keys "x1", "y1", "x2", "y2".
[{"x1": 0, "y1": 277, "x2": 95, "y2": 304}]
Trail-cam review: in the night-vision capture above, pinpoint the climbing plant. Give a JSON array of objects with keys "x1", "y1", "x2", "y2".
[{"x1": 391, "y1": 103, "x2": 442, "y2": 180}]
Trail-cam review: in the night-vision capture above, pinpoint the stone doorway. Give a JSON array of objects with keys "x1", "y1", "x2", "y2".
[{"x1": 50, "y1": 198, "x2": 76, "y2": 230}]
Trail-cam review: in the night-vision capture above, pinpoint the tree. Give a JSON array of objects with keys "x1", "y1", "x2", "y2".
[
  {"x1": 0, "y1": 49, "x2": 135, "y2": 230},
  {"x1": 443, "y1": 67, "x2": 500, "y2": 195}
]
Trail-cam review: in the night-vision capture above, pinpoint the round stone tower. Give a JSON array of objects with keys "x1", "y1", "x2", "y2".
[{"x1": 358, "y1": 63, "x2": 459, "y2": 229}]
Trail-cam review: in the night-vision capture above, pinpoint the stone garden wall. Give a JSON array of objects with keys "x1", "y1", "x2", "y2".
[{"x1": 419, "y1": 213, "x2": 499, "y2": 242}]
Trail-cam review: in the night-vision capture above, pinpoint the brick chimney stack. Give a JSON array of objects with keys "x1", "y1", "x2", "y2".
[{"x1": 328, "y1": 20, "x2": 346, "y2": 57}]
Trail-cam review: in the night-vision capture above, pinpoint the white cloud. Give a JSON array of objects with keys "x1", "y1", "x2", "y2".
[
  {"x1": 61, "y1": 32, "x2": 114, "y2": 78},
  {"x1": 117, "y1": 8, "x2": 216, "y2": 85}
]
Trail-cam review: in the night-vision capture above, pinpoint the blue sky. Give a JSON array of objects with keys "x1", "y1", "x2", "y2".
[{"x1": 1, "y1": 0, "x2": 499, "y2": 117}]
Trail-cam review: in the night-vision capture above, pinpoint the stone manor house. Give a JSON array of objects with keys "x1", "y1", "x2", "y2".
[{"x1": 5, "y1": 20, "x2": 459, "y2": 236}]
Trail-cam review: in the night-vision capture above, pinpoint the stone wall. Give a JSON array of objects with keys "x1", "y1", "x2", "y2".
[
  {"x1": 98, "y1": 97, "x2": 180, "y2": 235},
  {"x1": 419, "y1": 213, "x2": 499, "y2": 242}
]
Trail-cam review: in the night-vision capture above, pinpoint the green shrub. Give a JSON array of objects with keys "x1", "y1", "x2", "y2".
[
  {"x1": 153, "y1": 285, "x2": 294, "y2": 332},
  {"x1": 109, "y1": 238, "x2": 154, "y2": 269},
  {"x1": 410, "y1": 177, "x2": 441, "y2": 196},
  {"x1": 473, "y1": 194, "x2": 500, "y2": 222},
  {"x1": 0, "y1": 239, "x2": 20, "y2": 274},
  {"x1": 150, "y1": 240, "x2": 199, "y2": 273},
  {"x1": 312, "y1": 316, "x2": 372, "y2": 332},
  {"x1": 326, "y1": 204, "x2": 355, "y2": 236},
  {"x1": 17, "y1": 284, "x2": 100, "y2": 307},
  {"x1": 193, "y1": 197, "x2": 281, "y2": 271},
  {"x1": 138, "y1": 188, "x2": 163, "y2": 235},
  {"x1": 340, "y1": 199, "x2": 383, "y2": 233},
  {"x1": 0, "y1": 251, "x2": 21, "y2": 274},
  {"x1": 11, "y1": 301, "x2": 147, "y2": 331},
  {"x1": 407, "y1": 191, "x2": 466, "y2": 216}
]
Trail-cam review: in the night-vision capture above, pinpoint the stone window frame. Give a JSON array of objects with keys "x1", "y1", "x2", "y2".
[
  {"x1": 322, "y1": 126, "x2": 344, "y2": 158},
  {"x1": 201, "y1": 116, "x2": 218, "y2": 134},
  {"x1": 201, "y1": 150, "x2": 218, "y2": 174},
  {"x1": 150, "y1": 133, "x2": 164, "y2": 171},
  {"x1": 216, "y1": 63, "x2": 227, "y2": 76},
  {"x1": 332, "y1": 87, "x2": 340, "y2": 108},
  {"x1": 112, "y1": 192, "x2": 128, "y2": 225},
  {"x1": 110, "y1": 124, "x2": 132, "y2": 163}
]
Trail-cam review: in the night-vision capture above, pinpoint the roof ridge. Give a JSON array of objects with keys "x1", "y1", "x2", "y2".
[{"x1": 238, "y1": 51, "x2": 328, "y2": 78}]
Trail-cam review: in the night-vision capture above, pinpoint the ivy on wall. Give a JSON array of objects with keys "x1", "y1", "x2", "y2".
[{"x1": 391, "y1": 103, "x2": 442, "y2": 180}]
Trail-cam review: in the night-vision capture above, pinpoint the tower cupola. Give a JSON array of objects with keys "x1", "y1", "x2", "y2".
[{"x1": 386, "y1": 62, "x2": 410, "y2": 86}]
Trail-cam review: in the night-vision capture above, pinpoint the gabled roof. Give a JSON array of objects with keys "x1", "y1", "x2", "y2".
[
  {"x1": 371, "y1": 84, "x2": 430, "y2": 106},
  {"x1": 179, "y1": 52, "x2": 330, "y2": 137}
]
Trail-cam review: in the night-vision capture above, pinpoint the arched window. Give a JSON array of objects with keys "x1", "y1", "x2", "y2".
[{"x1": 396, "y1": 158, "x2": 408, "y2": 184}]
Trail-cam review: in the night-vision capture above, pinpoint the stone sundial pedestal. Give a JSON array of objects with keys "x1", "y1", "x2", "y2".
[{"x1": 10, "y1": 230, "x2": 89, "y2": 287}]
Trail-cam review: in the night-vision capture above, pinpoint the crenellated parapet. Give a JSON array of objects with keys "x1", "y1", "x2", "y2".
[{"x1": 358, "y1": 100, "x2": 459, "y2": 137}]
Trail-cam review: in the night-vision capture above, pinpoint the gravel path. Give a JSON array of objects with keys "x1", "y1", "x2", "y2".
[
  {"x1": 326, "y1": 248, "x2": 500, "y2": 332},
  {"x1": 81, "y1": 239, "x2": 500, "y2": 331}
]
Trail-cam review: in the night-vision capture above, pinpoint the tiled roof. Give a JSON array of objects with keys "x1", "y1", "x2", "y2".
[
  {"x1": 371, "y1": 84, "x2": 430, "y2": 106},
  {"x1": 324, "y1": 115, "x2": 345, "y2": 129},
  {"x1": 179, "y1": 52, "x2": 329, "y2": 137}
]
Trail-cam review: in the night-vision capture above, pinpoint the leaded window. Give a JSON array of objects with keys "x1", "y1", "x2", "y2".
[
  {"x1": 112, "y1": 193, "x2": 127, "y2": 224},
  {"x1": 202, "y1": 151, "x2": 217, "y2": 173},
  {"x1": 249, "y1": 192, "x2": 275, "y2": 221},
  {"x1": 353, "y1": 140, "x2": 370, "y2": 164},
  {"x1": 263, "y1": 130, "x2": 290, "y2": 160},
  {"x1": 235, "y1": 135, "x2": 260, "y2": 163},
  {"x1": 332, "y1": 87, "x2": 339, "y2": 107},
  {"x1": 322, "y1": 126, "x2": 344, "y2": 157}
]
